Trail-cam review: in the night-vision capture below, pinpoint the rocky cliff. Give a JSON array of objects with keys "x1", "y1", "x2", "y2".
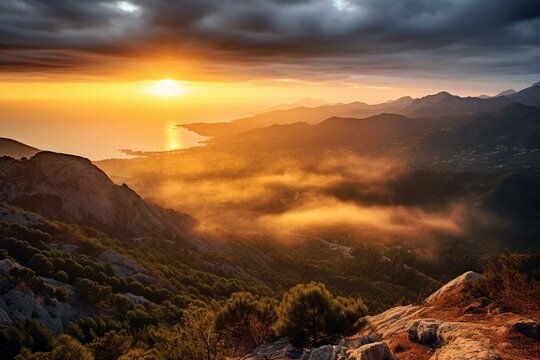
[{"x1": 0, "y1": 152, "x2": 197, "y2": 239}]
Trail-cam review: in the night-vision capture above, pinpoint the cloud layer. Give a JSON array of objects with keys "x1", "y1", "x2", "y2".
[{"x1": 2, "y1": 0, "x2": 540, "y2": 81}]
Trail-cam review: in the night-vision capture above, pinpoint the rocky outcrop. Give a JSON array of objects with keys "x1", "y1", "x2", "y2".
[
  {"x1": 0, "y1": 152, "x2": 197, "y2": 239},
  {"x1": 431, "y1": 322, "x2": 501, "y2": 360},
  {"x1": 424, "y1": 271, "x2": 481, "y2": 305},
  {"x1": 239, "y1": 271, "x2": 540, "y2": 360},
  {"x1": 99, "y1": 249, "x2": 147, "y2": 277},
  {"x1": 364, "y1": 305, "x2": 425, "y2": 339}
]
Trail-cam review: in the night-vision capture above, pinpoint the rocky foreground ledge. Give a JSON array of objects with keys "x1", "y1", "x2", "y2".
[{"x1": 240, "y1": 271, "x2": 540, "y2": 360}]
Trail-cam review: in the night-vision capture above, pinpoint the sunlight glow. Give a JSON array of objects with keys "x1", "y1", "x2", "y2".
[{"x1": 145, "y1": 79, "x2": 187, "y2": 98}]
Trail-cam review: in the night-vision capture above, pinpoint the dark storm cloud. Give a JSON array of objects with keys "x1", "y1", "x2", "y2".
[{"x1": 1, "y1": 0, "x2": 540, "y2": 79}]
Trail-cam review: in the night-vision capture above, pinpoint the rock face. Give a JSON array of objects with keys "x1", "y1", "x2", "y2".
[{"x1": 0, "y1": 152, "x2": 197, "y2": 238}]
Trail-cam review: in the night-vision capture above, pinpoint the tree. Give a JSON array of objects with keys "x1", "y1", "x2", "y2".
[
  {"x1": 19, "y1": 335, "x2": 94, "y2": 360},
  {"x1": 51, "y1": 335, "x2": 93, "y2": 360},
  {"x1": 470, "y1": 253, "x2": 540, "y2": 312},
  {"x1": 274, "y1": 282, "x2": 366, "y2": 347},
  {"x1": 91, "y1": 330, "x2": 132, "y2": 360},
  {"x1": 112, "y1": 294, "x2": 133, "y2": 316},
  {"x1": 53, "y1": 288, "x2": 69, "y2": 302},
  {"x1": 75, "y1": 278, "x2": 111, "y2": 305},
  {"x1": 157, "y1": 306, "x2": 228, "y2": 360},
  {"x1": 215, "y1": 292, "x2": 276, "y2": 352},
  {"x1": 29, "y1": 254, "x2": 54, "y2": 275},
  {"x1": 118, "y1": 348, "x2": 164, "y2": 360}
]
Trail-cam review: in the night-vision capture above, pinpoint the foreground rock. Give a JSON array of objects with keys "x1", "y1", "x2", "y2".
[
  {"x1": 242, "y1": 338, "x2": 396, "y2": 360},
  {"x1": 240, "y1": 271, "x2": 540, "y2": 360},
  {"x1": 408, "y1": 319, "x2": 440, "y2": 345},
  {"x1": 431, "y1": 322, "x2": 500, "y2": 360}
]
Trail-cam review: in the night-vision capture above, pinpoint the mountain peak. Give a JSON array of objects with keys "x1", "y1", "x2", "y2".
[
  {"x1": 433, "y1": 91, "x2": 455, "y2": 98},
  {"x1": 495, "y1": 89, "x2": 516, "y2": 97}
]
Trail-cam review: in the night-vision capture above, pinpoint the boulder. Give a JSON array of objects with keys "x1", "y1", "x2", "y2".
[
  {"x1": 346, "y1": 341, "x2": 396, "y2": 360},
  {"x1": 408, "y1": 319, "x2": 440, "y2": 344}
]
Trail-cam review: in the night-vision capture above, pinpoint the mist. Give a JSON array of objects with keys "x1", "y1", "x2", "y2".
[{"x1": 99, "y1": 150, "x2": 503, "y2": 251}]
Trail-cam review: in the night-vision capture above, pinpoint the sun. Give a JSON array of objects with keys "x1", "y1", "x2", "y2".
[{"x1": 145, "y1": 79, "x2": 187, "y2": 98}]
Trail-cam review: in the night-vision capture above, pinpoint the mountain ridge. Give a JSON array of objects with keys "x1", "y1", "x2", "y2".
[
  {"x1": 0, "y1": 151, "x2": 197, "y2": 239},
  {"x1": 0, "y1": 137, "x2": 40, "y2": 159}
]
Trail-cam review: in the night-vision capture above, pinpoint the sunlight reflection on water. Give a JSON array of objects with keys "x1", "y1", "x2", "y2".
[{"x1": 166, "y1": 121, "x2": 182, "y2": 151}]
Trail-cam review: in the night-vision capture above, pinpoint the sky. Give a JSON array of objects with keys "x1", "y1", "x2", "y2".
[{"x1": 1, "y1": 0, "x2": 540, "y2": 158}]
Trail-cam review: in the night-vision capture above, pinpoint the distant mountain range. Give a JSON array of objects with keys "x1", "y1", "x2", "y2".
[
  {"x1": 179, "y1": 96, "x2": 414, "y2": 137},
  {"x1": 181, "y1": 82, "x2": 540, "y2": 138},
  {"x1": 256, "y1": 97, "x2": 327, "y2": 113}
]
